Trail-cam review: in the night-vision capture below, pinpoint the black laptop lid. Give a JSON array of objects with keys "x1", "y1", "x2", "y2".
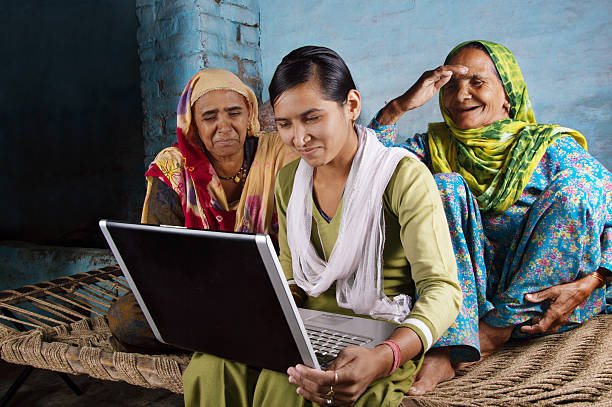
[{"x1": 101, "y1": 221, "x2": 303, "y2": 372}]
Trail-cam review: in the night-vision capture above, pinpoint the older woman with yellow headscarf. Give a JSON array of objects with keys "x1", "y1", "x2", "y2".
[
  {"x1": 107, "y1": 69, "x2": 296, "y2": 353},
  {"x1": 142, "y1": 68, "x2": 296, "y2": 234},
  {"x1": 370, "y1": 40, "x2": 611, "y2": 394}
]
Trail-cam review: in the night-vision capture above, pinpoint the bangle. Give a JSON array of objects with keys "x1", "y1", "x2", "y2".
[
  {"x1": 589, "y1": 271, "x2": 606, "y2": 288},
  {"x1": 380, "y1": 340, "x2": 402, "y2": 375}
]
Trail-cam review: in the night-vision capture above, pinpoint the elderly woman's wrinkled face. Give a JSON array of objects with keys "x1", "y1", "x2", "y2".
[
  {"x1": 442, "y1": 47, "x2": 510, "y2": 129},
  {"x1": 193, "y1": 90, "x2": 250, "y2": 159}
]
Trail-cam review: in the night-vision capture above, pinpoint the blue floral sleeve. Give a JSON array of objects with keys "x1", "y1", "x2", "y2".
[{"x1": 368, "y1": 112, "x2": 432, "y2": 169}]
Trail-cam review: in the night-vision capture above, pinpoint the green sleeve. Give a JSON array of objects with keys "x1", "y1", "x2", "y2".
[
  {"x1": 274, "y1": 159, "x2": 301, "y2": 281},
  {"x1": 385, "y1": 157, "x2": 462, "y2": 351}
]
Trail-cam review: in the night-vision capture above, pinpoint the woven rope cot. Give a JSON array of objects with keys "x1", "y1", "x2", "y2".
[
  {"x1": 0, "y1": 266, "x2": 610, "y2": 405},
  {"x1": 0, "y1": 266, "x2": 190, "y2": 394},
  {"x1": 402, "y1": 313, "x2": 612, "y2": 406}
]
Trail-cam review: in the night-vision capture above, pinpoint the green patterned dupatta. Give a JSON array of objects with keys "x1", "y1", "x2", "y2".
[{"x1": 428, "y1": 40, "x2": 587, "y2": 213}]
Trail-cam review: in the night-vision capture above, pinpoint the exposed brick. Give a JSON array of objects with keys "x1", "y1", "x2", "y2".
[
  {"x1": 238, "y1": 24, "x2": 259, "y2": 44},
  {"x1": 135, "y1": 4, "x2": 155, "y2": 28},
  {"x1": 138, "y1": 44, "x2": 156, "y2": 62},
  {"x1": 224, "y1": 39, "x2": 259, "y2": 61},
  {"x1": 138, "y1": 0, "x2": 262, "y2": 158},
  {"x1": 219, "y1": 2, "x2": 258, "y2": 26},
  {"x1": 200, "y1": 31, "x2": 221, "y2": 54},
  {"x1": 199, "y1": 12, "x2": 224, "y2": 34},
  {"x1": 205, "y1": 53, "x2": 240, "y2": 72},
  {"x1": 155, "y1": 0, "x2": 191, "y2": 17},
  {"x1": 140, "y1": 79, "x2": 161, "y2": 100},
  {"x1": 155, "y1": 17, "x2": 180, "y2": 40},
  {"x1": 158, "y1": 33, "x2": 202, "y2": 60},
  {"x1": 195, "y1": 0, "x2": 222, "y2": 16},
  {"x1": 225, "y1": 0, "x2": 254, "y2": 8},
  {"x1": 148, "y1": 97, "x2": 179, "y2": 116},
  {"x1": 238, "y1": 58, "x2": 259, "y2": 78}
]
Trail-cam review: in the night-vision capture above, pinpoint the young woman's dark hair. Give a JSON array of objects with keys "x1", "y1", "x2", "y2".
[{"x1": 268, "y1": 46, "x2": 357, "y2": 107}]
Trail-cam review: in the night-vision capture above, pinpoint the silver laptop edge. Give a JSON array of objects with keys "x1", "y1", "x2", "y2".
[
  {"x1": 101, "y1": 221, "x2": 396, "y2": 371},
  {"x1": 255, "y1": 235, "x2": 321, "y2": 370},
  {"x1": 99, "y1": 220, "x2": 166, "y2": 345}
]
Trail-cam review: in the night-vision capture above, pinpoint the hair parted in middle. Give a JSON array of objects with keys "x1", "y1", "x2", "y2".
[{"x1": 268, "y1": 46, "x2": 357, "y2": 108}]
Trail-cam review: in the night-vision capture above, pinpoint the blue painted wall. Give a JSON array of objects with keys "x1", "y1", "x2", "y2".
[
  {"x1": 260, "y1": 0, "x2": 612, "y2": 170},
  {"x1": 0, "y1": 243, "x2": 116, "y2": 290},
  {"x1": 136, "y1": 0, "x2": 262, "y2": 166}
]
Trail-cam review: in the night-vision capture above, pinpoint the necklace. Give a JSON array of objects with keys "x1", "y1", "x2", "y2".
[{"x1": 217, "y1": 160, "x2": 248, "y2": 184}]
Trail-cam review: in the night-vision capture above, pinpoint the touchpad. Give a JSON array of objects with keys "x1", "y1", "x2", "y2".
[{"x1": 307, "y1": 313, "x2": 352, "y2": 326}]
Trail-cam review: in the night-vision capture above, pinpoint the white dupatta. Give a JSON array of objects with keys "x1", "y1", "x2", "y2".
[{"x1": 287, "y1": 125, "x2": 414, "y2": 323}]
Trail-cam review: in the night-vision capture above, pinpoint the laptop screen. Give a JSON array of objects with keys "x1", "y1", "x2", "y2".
[{"x1": 102, "y1": 221, "x2": 306, "y2": 372}]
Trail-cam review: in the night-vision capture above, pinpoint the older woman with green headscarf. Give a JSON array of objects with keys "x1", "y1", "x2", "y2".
[{"x1": 370, "y1": 40, "x2": 611, "y2": 394}]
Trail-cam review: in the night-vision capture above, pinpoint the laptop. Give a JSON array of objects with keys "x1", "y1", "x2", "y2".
[{"x1": 99, "y1": 220, "x2": 397, "y2": 372}]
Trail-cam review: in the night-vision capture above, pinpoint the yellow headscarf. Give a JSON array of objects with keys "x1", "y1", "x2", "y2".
[
  {"x1": 143, "y1": 68, "x2": 296, "y2": 234},
  {"x1": 429, "y1": 40, "x2": 587, "y2": 213},
  {"x1": 178, "y1": 68, "x2": 260, "y2": 142}
]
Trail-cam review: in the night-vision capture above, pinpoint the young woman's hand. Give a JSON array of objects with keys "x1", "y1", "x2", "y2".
[
  {"x1": 521, "y1": 271, "x2": 603, "y2": 334},
  {"x1": 287, "y1": 345, "x2": 392, "y2": 406},
  {"x1": 376, "y1": 65, "x2": 468, "y2": 125}
]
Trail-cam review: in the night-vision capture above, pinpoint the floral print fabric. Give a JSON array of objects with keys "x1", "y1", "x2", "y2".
[{"x1": 370, "y1": 118, "x2": 611, "y2": 361}]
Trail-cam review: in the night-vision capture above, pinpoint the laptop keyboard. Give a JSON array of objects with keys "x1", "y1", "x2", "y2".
[{"x1": 305, "y1": 325, "x2": 373, "y2": 368}]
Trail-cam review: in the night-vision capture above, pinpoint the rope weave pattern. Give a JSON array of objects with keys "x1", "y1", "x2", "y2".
[
  {"x1": 0, "y1": 267, "x2": 191, "y2": 393},
  {"x1": 0, "y1": 266, "x2": 609, "y2": 402},
  {"x1": 402, "y1": 315, "x2": 612, "y2": 406}
]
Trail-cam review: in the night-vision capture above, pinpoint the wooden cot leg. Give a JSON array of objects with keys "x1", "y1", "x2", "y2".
[
  {"x1": 0, "y1": 367, "x2": 83, "y2": 407},
  {"x1": 0, "y1": 366, "x2": 34, "y2": 407},
  {"x1": 56, "y1": 372, "x2": 82, "y2": 396}
]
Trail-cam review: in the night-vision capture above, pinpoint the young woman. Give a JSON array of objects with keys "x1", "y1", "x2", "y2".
[
  {"x1": 182, "y1": 47, "x2": 462, "y2": 407},
  {"x1": 269, "y1": 46, "x2": 462, "y2": 406}
]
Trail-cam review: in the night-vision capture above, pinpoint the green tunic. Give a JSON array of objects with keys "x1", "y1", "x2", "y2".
[{"x1": 183, "y1": 156, "x2": 461, "y2": 407}]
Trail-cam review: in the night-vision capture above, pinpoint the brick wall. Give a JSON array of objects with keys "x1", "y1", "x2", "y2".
[{"x1": 136, "y1": 0, "x2": 261, "y2": 166}]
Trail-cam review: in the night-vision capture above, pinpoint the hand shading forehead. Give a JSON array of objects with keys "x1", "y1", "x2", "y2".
[{"x1": 448, "y1": 48, "x2": 500, "y2": 81}]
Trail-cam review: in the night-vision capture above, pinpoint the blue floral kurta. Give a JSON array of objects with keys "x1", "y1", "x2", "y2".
[{"x1": 370, "y1": 118, "x2": 612, "y2": 362}]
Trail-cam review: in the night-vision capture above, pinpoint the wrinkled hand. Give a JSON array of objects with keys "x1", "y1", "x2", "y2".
[
  {"x1": 521, "y1": 275, "x2": 599, "y2": 334},
  {"x1": 377, "y1": 65, "x2": 467, "y2": 125},
  {"x1": 287, "y1": 345, "x2": 391, "y2": 406}
]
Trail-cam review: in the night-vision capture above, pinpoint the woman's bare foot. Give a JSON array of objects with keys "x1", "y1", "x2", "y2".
[
  {"x1": 478, "y1": 321, "x2": 513, "y2": 357},
  {"x1": 408, "y1": 348, "x2": 455, "y2": 395}
]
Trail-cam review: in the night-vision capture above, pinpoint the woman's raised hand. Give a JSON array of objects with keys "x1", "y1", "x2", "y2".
[
  {"x1": 287, "y1": 345, "x2": 392, "y2": 406},
  {"x1": 377, "y1": 65, "x2": 468, "y2": 125}
]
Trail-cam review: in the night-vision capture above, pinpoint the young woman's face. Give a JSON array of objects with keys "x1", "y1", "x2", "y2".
[{"x1": 273, "y1": 81, "x2": 360, "y2": 168}]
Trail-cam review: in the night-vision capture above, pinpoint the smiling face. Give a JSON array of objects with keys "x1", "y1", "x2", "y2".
[
  {"x1": 442, "y1": 47, "x2": 510, "y2": 129},
  {"x1": 192, "y1": 90, "x2": 250, "y2": 160},
  {"x1": 273, "y1": 80, "x2": 360, "y2": 168}
]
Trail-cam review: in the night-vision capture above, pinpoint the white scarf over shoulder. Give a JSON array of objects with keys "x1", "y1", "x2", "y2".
[{"x1": 287, "y1": 125, "x2": 414, "y2": 323}]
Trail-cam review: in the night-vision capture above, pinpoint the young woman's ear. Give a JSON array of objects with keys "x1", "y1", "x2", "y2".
[{"x1": 345, "y1": 89, "x2": 362, "y2": 122}]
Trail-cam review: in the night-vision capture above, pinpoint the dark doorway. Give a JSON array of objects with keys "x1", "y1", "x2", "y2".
[{"x1": 0, "y1": 0, "x2": 144, "y2": 248}]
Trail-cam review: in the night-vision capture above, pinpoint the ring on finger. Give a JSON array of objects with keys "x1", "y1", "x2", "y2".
[{"x1": 325, "y1": 385, "x2": 334, "y2": 397}]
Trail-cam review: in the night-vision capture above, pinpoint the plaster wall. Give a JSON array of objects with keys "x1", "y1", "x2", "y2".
[{"x1": 260, "y1": 0, "x2": 612, "y2": 170}]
